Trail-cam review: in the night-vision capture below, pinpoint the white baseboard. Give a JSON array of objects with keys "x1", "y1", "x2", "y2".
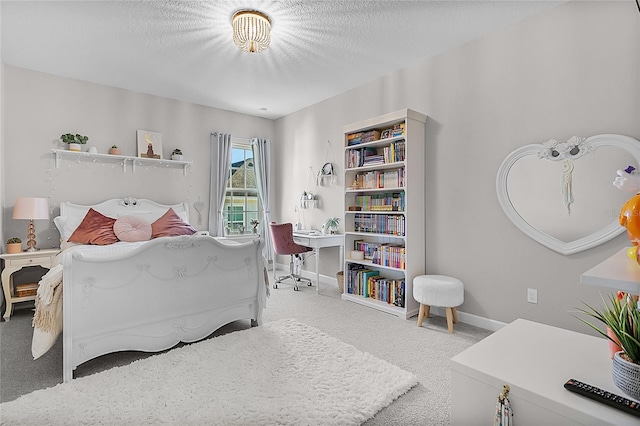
[
  {"x1": 428, "y1": 306, "x2": 506, "y2": 332},
  {"x1": 275, "y1": 262, "x2": 505, "y2": 332},
  {"x1": 273, "y1": 262, "x2": 339, "y2": 287}
]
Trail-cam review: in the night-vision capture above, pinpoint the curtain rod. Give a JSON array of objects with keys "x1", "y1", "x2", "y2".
[{"x1": 212, "y1": 132, "x2": 252, "y2": 141}]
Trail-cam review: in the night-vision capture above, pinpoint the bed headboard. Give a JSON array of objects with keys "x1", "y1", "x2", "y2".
[{"x1": 60, "y1": 197, "x2": 190, "y2": 224}]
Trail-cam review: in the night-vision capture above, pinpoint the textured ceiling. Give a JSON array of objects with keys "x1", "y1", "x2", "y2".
[{"x1": 1, "y1": 1, "x2": 563, "y2": 119}]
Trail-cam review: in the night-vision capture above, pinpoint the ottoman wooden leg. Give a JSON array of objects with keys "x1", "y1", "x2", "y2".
[
  {"x1": 452, "y1": 306, "x2": 459, "y2": 324},
  {"x1": 417, "y1": 304, "x2": 425, "y2": 327},
  {"x1": 446, "y1": 307, "x2": 454, "y2": 333}
]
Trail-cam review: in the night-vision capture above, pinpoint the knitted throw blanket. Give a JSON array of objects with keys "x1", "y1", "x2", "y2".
[
  {"x1": 32, "y1": 264, "x2": 63, "y2": 332},
  {"x1": 32, "y1": 281, "x2": 63, "y2": 333}
]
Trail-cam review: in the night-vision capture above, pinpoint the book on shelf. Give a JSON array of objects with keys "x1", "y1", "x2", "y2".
[
  {"x1": 371, "y1": 244, "x2": 406, "y2": 269},
  {"x1": 391, "y1": 123, "x2": 405, "y2": 137},
  {"x1": 353, "y1": 213, "x2": 405, "y2": 236},
  {"x1": 394, "y1": 280, "x2": 405, "y2": 307},
  {"x1": 354, "y1": 192, "x2": 404, "y2": 211},
  {"x1": 353, "y1": 168, "x2": 405, "y2": 189},
  {"x1": 365, "y1": 276, "x2": 406, "y2": 308},
  {"x1": 346, "y1": 140, "x2": 406, "y2": 168},
  {"x1": 14, "y1": 282, "x2": 38, "y2": 297},
  {"x1": 354, "y1": 240, "x2": 382, "y2": 259},
  {"x1": 346, "y1": 247, "x2": 406, "y2": 305},
  {"x1": 347, "y1": 130, "x2": 381, "y2": 146},
  {"x1": 346, "y1": 263, "x2": 381, "y2": 297}
]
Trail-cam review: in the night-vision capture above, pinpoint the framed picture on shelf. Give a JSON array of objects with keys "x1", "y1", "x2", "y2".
[
  {"x1": 137, "y1": 130, "x2": 162, "y2": 159},
  {"x1": 380, "y1": 129, "x2": 392, "y2": 139}
]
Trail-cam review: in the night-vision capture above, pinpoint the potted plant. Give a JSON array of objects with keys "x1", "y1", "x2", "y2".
[
  {"x1": 250, "y1": 219, "x2": 259, "y2": 234},
  {"x1": 171, "y1": 149, "x2": 184, "y2": 161},
  {"x1": 6, "y1": 237, "x2": 22, "y2": 254},
  {"x1": 60, "y1": 133, "x2": 89, "y2": 152},
  {"x1": 109, "y1": 145, "x2": 121, "y2": 155},
  {"x1": 575, "y1": 293, "x2": 640, "y2": 399},
  {"x1": 324, "y1": 217, "x2": 340, "y2": 234}
]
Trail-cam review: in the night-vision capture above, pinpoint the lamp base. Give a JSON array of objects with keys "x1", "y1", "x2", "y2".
[{"x1": 26, "y1": 219, "x2": 38, "y2": 252}]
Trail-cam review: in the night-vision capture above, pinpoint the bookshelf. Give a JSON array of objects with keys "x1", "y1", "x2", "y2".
[{"x1": 341, "y1": 108, "x2": 427, "y2": 319}]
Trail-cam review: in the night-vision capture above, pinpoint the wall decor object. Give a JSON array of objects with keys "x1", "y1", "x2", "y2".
[
  {"x1": 496, "y1": 134, "x2": 640, "y2": 255},
  {"x1": 137, "y1": 130, "x2": 162, "y2": 159}
]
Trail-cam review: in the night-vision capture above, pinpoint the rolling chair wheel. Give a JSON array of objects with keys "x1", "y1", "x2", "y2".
[
  {"x1": 294, "y1": 285, "x2": 300, "y2": 291},
  {"x1": 273, "y1": 283, "x2": 278, "y2": 289}
]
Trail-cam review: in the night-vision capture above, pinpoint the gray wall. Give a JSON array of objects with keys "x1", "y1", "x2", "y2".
[
  {"x1": 274, "y1": 1, "x2": 640, "y2": 332},
  {"x1": 2, "y1": 66, "x2": 275, "y2": 247}
]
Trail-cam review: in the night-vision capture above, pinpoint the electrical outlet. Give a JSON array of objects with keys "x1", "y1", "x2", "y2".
[{"x1": 527, "y1": 288, "x2": 538, "y2": 304}]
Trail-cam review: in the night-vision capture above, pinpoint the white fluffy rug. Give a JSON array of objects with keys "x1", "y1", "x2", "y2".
[{"x1": 0, "y1": 319, "x2": 417, "y2": 425}]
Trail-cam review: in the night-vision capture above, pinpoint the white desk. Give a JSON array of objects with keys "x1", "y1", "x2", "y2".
[
  {"x1": 580, "y1": 247, "x2": 640, "y2": 294},
  {"x1": 292, "y1": 232, "x2": 344, "y2": 293}
]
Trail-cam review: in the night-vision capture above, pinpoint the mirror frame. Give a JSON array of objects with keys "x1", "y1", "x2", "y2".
[{"x1": 496, "y1": 134, "x2": 640, "y2": 255}]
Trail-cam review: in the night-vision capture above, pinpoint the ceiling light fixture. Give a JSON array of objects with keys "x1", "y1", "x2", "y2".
[{"x1": 232, "y1": 10, "x2": 271, "y2": 53}]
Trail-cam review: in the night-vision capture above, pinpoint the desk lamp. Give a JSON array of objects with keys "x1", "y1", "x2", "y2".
[{"x1": 13, "y1": 197, "x2": 49, "y2": 252}]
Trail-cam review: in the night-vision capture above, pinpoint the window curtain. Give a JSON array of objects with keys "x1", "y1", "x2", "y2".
[
  {"x1": 209, "y1": 132, "x2": 232, "y2": 236},
  {"x1": 251, "y1": 137, "x2": 273, "y2": 263}
]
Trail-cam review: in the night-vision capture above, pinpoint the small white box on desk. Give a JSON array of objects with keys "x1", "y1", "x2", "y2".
[{"x1": 451, "y1": 319, "x2": 639, "y2": 425}]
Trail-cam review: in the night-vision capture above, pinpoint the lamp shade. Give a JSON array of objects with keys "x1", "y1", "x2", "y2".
[{"x1": 13, "y1": 197, "x2": 50, "y2": 220}]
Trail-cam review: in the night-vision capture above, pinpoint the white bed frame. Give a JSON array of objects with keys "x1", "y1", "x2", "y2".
[{"x1": 60, "y1": 198, "x2": 265, "y2": 382}]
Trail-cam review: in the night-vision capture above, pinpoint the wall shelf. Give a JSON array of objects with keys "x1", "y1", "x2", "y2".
[
  {"x1": 580, "y1": 247, "x2": 640, "y2": 294},
  {"x1": 51, "y1": 149, "x2": 192, "y2": 175}
]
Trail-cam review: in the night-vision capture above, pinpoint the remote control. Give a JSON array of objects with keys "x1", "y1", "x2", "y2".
[{"x1": 564, "y1": 378, "x2": 640, "y2": 418}]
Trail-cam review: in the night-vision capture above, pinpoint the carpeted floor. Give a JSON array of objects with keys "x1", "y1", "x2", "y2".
[
  {"x1": 1, "y1": 319, "x2": 418, "y2": 425},
  {"x1": 0, "y1": 270, "x2": 492, "y2": 425}
]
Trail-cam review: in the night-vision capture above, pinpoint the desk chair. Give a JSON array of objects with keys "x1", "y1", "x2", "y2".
[{"x1": 269, "y1": 222, "x2": 312, "y2": 291}]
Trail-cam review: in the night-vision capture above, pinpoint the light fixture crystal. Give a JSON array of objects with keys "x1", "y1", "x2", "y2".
[{"x1": 232, "y1": 10, "x2": 271, "y2": 53}]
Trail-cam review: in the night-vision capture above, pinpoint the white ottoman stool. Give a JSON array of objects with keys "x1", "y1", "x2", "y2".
[{"x1": 413, "y1": 275, "x2": 464, "y2": 333}]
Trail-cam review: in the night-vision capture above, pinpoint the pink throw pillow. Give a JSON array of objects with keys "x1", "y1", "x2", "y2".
[
  {"x1": 151, "y1": 208, "x2": 197, "y2": 238},
  {"x1": 114, "y1": 215, "x2": 152, "y2": 242},
  {"x1": 68, "y1": 208, "x2": 118, "y2": 245}
]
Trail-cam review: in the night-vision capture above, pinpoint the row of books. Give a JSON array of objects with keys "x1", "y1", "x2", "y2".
[
  {"x1": 353, "y1": 240, "x2": 406, "y2": 269},
  {"x1": 372, "y1": 244, "x2": 406, "y2": 269},
  {"x1": 347, "y1": 130, "x2": 381, "y2": 146},
  {"x1": 353, "y1": 213, "x2": 406, "y2": 236},
  {"x1": 382, "y1": 140, "x2": 405, "y2": 164},
  {"x1": 353, "y1": 168, "x2": 405, "y2": 189},
  {"x1": 346, "y1": 264, "x2": 405, "y2": 307},
  {"x1": 354, "y1": 192, "x2": 405, "y2": 211},
  {"x1": 345, "y1": 140, "x2": 406, "y2": 168},
  {"x1": 14, "y1": 282, "x2": 38, "y2": 297},
  {"x1": 353, "y1": 240, "x2": 382, "y2": 259},
  {"x1": 346, "y1": 147, "x2": 375, "y2": 168}
]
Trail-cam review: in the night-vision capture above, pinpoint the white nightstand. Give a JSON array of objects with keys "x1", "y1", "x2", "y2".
[{"x1": 1, "y1": 248, "x2": 59, "y2": 320}]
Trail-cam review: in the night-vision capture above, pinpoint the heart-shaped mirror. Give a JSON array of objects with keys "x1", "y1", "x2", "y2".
[{"x1": 496, "y1": 134, "x2": 640, "y2": 255}]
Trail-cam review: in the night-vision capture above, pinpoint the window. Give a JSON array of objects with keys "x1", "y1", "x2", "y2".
[{"x1": 223, "y1": 143, "x2": 261, "y2": 235}]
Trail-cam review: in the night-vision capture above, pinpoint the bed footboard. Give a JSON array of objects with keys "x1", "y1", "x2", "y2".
[{"x1": 62, "y1": 235, "x2": 265, "y2": 382}]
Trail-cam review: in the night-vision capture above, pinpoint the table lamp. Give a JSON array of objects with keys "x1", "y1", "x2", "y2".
[{"x1": 12, "y1": 197, "x2": 49, "y2": 252}]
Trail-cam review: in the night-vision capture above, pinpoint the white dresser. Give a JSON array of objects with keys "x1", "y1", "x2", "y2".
[{"x1": 451, "y1": 318, "x2": 640, "y2": 425}]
